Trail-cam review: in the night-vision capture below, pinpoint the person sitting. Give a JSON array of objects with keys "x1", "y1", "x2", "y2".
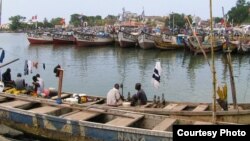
[
  {"x1": 14, "y1": 73, "x2": 26, "y2": 90},
  {"x1": 2, "y1": 68, "x2": 15, "y2": 87},
  {"x1": 131, "y1": 83, "x2": 147, "y2": 106},
  {"x1": 106, "y1": 83, "x2": 123, "y2": 106}
]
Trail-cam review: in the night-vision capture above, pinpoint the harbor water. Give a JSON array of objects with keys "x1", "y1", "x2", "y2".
[{"x1": 1, "y1": 33, "x2": 250, "y2": 103}]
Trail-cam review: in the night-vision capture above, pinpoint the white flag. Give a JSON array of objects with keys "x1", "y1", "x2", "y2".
[{"x1": 152, "y1": 61, "x2": 162, "y2": 89}]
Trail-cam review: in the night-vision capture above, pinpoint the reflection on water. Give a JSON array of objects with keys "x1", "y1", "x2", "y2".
[{"x1": 0, "y1": 33, "x2": 250, "y2": 103}]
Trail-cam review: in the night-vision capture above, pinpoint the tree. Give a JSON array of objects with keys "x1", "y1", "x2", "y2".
[
  {"x1": 70, "y1": 14, "x2": 81, "y2": 27},
  {"x1": 50, "y1": 17, "x2": 64, "y2": 26},
  {"x1": 227, "y1": 0, "x2": 250, "y2": 25},
  {"x1": 166, "y1": 13, "x2": 186, "y2": 29},
  {"x1": 43, "y1": 18, "x2": 53, "y2": 28},
  {"x1": 9, "y1": 15, "x2": 26, "y2": 31},
  {"x1": 104, "y1": 15, "x2": 117, "y2": 25}
]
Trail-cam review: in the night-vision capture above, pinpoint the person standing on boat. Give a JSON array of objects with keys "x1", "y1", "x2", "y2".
[
  {"x1": 14, "y1": 73, "x2": 26, "y2": 90},
  {"x1": 32, "y1": 75, "x2": 40, "y2": 96},
  {"x1": 2, "y1": 68, "x2": 15, "y2": 87},
  {"x1": 106, "y1": 83, "x2": 123, "y2": 106},
  {"x1": 131, "y1": 83, "x2": 147, "y2": 106}
]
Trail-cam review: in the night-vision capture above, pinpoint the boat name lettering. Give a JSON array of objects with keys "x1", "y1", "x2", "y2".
[{"x1": 118, "y1": 132, "x2": 145, "y2": 141}]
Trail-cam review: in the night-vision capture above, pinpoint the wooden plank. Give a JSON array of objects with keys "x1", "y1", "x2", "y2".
[
  {"x1": 105, "y1": 113, "x2": 144, "y2": 127},
  {"x1": 64, "y1": 111, "x2": 101, "y2": 121},
  {"x1": 51, "y1": 93, "x2": 70, "y2": 100},
  {"x1": 28, "y1": 106, "x2": 60, "y2": 114},
  {"x1": 193, "y1": 105, "x2": 208, "y2": 112},
  {"x1": 152, "y1": 118, "x2": 177, "y2": 131},
  {"x1": 0, "y1": 96, "x2": 8, "y2": 102},
  {"x1": 0, "y1": 100, "x2": 32, "y2": 108},
  {"x1": 194, "y1": 121, "x2": 213, "y2": 125},
  {"x1": 163, "y1": 104, "x2": 178, "y2": 110},
  {"x1": 171, "y1": 104, "x2": 187, "y2": 111}
]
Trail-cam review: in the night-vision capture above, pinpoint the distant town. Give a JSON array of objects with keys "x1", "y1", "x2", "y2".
[{"x1": 0, "y1": 0, "x2": 249, "y2": 32}]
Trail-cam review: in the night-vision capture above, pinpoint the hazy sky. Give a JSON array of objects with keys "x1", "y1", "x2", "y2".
[{"x1": 1, "y1": 0, "x2": 243, "y2": 24}]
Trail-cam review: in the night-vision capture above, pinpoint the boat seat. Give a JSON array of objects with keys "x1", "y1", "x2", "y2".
[
  {"x1": 171, "y1": 104, "x2": 187, "y2": 111},
  {"x1": 193, "y1": 121, "x2": 213, "y2": 125},
  {"x1": 28, "y1": 106, "x2": 60, "y2": 114},
  {"x1": 163, "y1": 104, "x2": 178, "y2": 110},
  {"x1": 0, "y1": 100, "x2": 32, "y2": 108},
  {"x1": 51, "y1": 93, "x2": 70, "y2": 100},
  {"x1": 193, "y1": 105, "x2": 209, "y2": 112},
  {"x1": 105, "y1": 113, "x2": 144, "y2": 127},
  {"x1": 63, "y1": 108, "x2": 105, "y2": 121},
  {"x1": 152, "y1": 118, "x2": 177, "y2": 131},
  {"x1": 141, "y1": 103, "x2": 151, "y2": 108},
  {"x1": 0, "y1": 96, "x2": 8, "y2": 102}
]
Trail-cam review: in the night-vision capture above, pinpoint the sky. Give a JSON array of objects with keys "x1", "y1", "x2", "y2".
[{"x1": 0, "y1": 0, "x2": 244, "y2": 24}]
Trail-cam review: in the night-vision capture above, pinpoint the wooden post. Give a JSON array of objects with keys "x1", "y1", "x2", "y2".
[
  {"x1": 226, "y1": 52, "x2": 237, "y2": 109},
  {"x1": 57, "y1": 69, "x2": 64, "y2": 104},
  {"x1": 210, "y1": 0, "x2": 217, "y2": 124}
]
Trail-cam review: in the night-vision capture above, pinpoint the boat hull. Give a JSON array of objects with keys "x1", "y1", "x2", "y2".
[
  {"x1": 27, "y1": 37, "x2": 53, "y2": 44},
  {"x1": 76, "y1": 38, "x2": 113, "y2": 47},
  {"x1": 53, "y1": 38, "x2": 76, "y2": 44}
]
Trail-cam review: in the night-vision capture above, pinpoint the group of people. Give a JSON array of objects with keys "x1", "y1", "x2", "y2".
[
  {"x1": 106, "y1": 83, "x2": 147, "y2": 107},
  {"x1": 2, "y1": 68, "x2": 44, "y2": 96}
]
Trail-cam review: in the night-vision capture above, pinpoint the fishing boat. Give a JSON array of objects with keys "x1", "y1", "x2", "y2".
[
  {"x1": 53, "y1": 32, "x2": 76, "y2": 44},
  {"x1": 186, "y1": 36, "x2": 224, "y2": 55},
  {"x1": 137, "y1": 32, "x2": 156, "y2": 49},
  {"x1": 154, "y1": 35, "x2": 184, "y2": 50},
  {"x1": 3, "y1": 87, "x2": 250, "y2": 124},
  {"x1": 75, "y1": 31, "x2": 114, "y2": 47},
  {"x1": 27, "y1": 32, "x2": 53, "y2": 44},
  {"x1": 0, "y1": 93, "x2": 222, "y2": 141},
  {"x1": 118, "y1": 30, "x2": 139, "y2": 48}
]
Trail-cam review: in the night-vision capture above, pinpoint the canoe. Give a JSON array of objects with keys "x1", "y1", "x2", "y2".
[
  {"x1": 0, "y1": 93, "x2": 226, "y2": 141},
  {"x1": 186, "y1": 36, "x2": 224, "y2": 55},
  {"x1": 3, "y1": 86, "x2": 250, "y2": 125}
]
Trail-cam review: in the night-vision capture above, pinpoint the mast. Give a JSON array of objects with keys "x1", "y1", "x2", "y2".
[{"x1": 210, "y1": 0, "x2": 217, "y2": 123}]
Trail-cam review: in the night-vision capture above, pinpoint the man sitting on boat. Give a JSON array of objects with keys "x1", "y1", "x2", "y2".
[
  {"x1": 2, "y1": 68, "x2": 15, "y2": 87},
  {"x1": 131, "y1": 83, "x2": 147, "y2": 106},
  {"x1": 106, "y1": 83, "x2": 123, "y2": 106},
  {"x1": 14, "y1": 73, "x2": 26, "y2": 90}
]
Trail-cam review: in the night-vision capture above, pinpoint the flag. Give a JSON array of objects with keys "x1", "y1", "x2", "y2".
[
  {"x1": 152, "y1": 61, "x2": 162, "y2": 89},
  {"x1": 31, "y1": 15, "x2": 37, "y2": 22}
]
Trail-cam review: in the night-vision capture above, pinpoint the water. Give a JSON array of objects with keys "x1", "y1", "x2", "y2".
[{"x1": 1, "y1": 33, "x2": 250, "y2": 103}]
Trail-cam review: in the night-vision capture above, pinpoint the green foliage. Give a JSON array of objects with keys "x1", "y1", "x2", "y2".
[
  {"x1": 227, "y1": 0, "x2": 250, "y2": 25},
  {"x1": 104, "y1": 15, "x2": 117, "y2": 25},
  {"x1": 165, "y1": 13, "x2": 187, "y2": 29},
  {"x1": 50, "y1": 17, "x2": 64, "y2": 26},
  {"x1": 9, "y1": 15, "x2": 26, "y2": 31}
]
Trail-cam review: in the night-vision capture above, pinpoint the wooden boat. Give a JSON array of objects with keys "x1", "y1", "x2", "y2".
[
  {"x1": 53, "y1": 32, "x2": 76, "y2": 44},
  {"x1": 222, "y1": 41, "x2": 238, "y2": 53},
  {"x1": 75, "y1": 32, "x2": 114, "y2": 47},
  {"x1": 118, "y1": 31, "x2": 139, "y2": 48},
  {"x1": 187, "y1": 36, "x2": 224, "y2": 55},
  {"x1": 154, "y1": 36, "x2": 184, "y2": 50},
  {"x1": 138, "y1": 32, "x2": 156, "y2": 49},
  {"x1": 27, "y1": 32, "x2": 53, "y2": 44},
  {"x1": 3, "y1": 87, "x2": 249, "y2": 124},
  {"x1": 0, "y1": 93, "x2": 224, "y2": 141}
]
